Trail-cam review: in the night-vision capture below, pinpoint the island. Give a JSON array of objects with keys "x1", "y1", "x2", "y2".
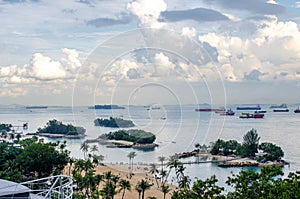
[
  {"x1": 36, "y1": 119, "x2": 86, "y2": 138},
  {"x1": 86, "y1": 129, "x2": 158, "y2": 149},
  {"x1": 172, "y1": 129, "x2": 288, "y2": 167},
  {"x1": 94, "y1": 117, "x2": 135, "y2": 128}
]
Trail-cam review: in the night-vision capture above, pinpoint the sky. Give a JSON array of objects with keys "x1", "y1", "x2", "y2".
[{"x1": 0, "y1": 0, "x2": 299, "y2": 106}]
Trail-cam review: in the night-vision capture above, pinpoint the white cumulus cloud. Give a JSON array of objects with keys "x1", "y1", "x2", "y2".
[{"x1": 127, "y1": 0, "x2": 167, "y2": 28}]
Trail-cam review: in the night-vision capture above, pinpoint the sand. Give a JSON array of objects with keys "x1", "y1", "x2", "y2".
[{"x1": 65, "y1": 162, "x2": 176, "y2": 199}]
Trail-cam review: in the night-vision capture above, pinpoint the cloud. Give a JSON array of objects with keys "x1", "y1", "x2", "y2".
[
  {"x1": 296, "y1": 2, "x2": 300, "y2": 8},
  {"x1": 199, "y1": 16, "x2": 300, "y2": 82},
  {"x1": 86, "y1": 13, "x2": 133, "y2": 27},
  {"x1": 0, "y1": 48, "x2": 82, "y2": 83},
  {"x1": 2, "y1": 0, "x2": 40, "y2": 3},
  {"x1": 127, "y1": 0, "x2": 167, "y2": 27},
  {"x1": 25, "y1": 53, "x2": 67, "y2": 80},
  {"x1": 208, "y1": 0, "x2": 286, "y2": 15},
  {"x1": 181, "y1": 27, "x2": 196, "y2": 37},
  {"x1": 127, "y1": 68, "x2": 141, "y2": 79},
  {"x1": 244, "y1": 69, "x2": 266, "y2": 81},
  {"x1": 160, "y1": 8, "x2": 229, "y2": 22}
]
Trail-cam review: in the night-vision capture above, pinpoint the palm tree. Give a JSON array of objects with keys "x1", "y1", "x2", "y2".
[
  {"x1": 137, "y1": 179, "x2": 152, "y2": 199},
  {"x1": 161, "y1": 184, "x2": 171, "y2": 199},
  {"x1": 149, "y1": 163, "x2": 159, "y2": 187},
  {"x1": 127, "y1": 151, "x2": 137, "y2": 175},
  {"x1": 165, "y1": 155, "x2": 181, "y2": 184},
  {"x1": 118, "y1": 179, "x2": 131, "y2": 199},
  {"x1": 158, "y1": 155, "x2": 166, "y2": 183},
  {"x1": 158, "y1": 155, "x2": 166, "y2": 172},
  {"x1": 80, "y1": 142, "x2": 89, "y2": 160},
  {"x1": 135, "y1": 184, "x2": 142, "y2": 199},
  {"x1": 90, "y1": 144, "x2": 98, "y2": 154},
  {"x1": 15, "y1": 133, "x2": 21, "y2": 143}
]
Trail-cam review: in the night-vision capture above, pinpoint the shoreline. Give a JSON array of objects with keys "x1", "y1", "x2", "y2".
[{"x1": 64, "y1": 162, "x2": 176, "y2": 199}]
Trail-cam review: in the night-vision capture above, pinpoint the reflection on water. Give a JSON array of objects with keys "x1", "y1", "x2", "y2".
[{"x1": 0, "y1": 104, "x2": 299, "y2": 185}]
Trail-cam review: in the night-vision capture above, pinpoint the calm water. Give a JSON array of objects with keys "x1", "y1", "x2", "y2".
[{"x1": 1, "y1": 104, "x2": 299, "y2": 187}]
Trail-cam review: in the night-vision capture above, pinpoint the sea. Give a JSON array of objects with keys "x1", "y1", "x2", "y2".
[{"x1": 1, "y1": 104, "x2": 299, "y2": 188}]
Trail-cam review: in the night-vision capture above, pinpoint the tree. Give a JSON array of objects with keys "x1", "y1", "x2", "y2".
[
  {"x1": 80, "y1": 142, "x2": 89, "y2": 160},
  {"x1": 226, "y1": 166, "x2": 284, "y2": 199},
  {"x1": 127, "y1": 151, "x2": 137, "y2": 176},
  {"x1": 158, "y1": 155, "x2": 166, "y2": 183},
  {"x1": 118, "y1": 179, "x2": 131, "y2": 199},
  {"x1": 90, "y1": 144, "x2": 98, "y2": 154},
  {"x1": 16, "y1": 142, "x2": 70, "y2": 178},
  {"x1": 136, "y1": 179, "x2": 153, "y2": 199},
  {"x1": 258, "y1": 142, "x2": 284, "y2": 162},
  {"x1": 158, "y1": 155, "x2": 166, "y2": 172},
  {"x1": 149, "y1": 163, "x2": 159, "y2": 187},
  {"x1": 135, "y1": 184, "x2": 142, "y2": 199},
  {"x1": 240, "y1": 129, "x2": 260, "y2": 158},
  {"x1": 72, "y1": 159, "x2": 103, "y2": 198},
  {"x1": 161, "y1": 184, "x2": 171, "y2": 199}
]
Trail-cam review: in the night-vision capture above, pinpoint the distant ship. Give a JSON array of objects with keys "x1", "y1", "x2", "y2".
[
  {"x1": 273, "y1": 109, "x2": 289, "y2": 112},
  {"x1": 236, "y1": 105, "x2": 261, "y2": 110},
  {"x1": 239, "y1": 112, "x2": 264, "y2": 119},
  {"x1": 26, "y1": 106, "x2": 48, "y2": 109},
  {"x1": 270, "y1": 104, "x2": 287, "y2": 109},
  {"x1": 89, "y1": 105, "x2": 125, "y2": 109},
  {"x1": 294, "y1": 108, "x2": 300, "y2": 113},
  {"x1": 219, "y1": 109, "x2": 235, "y2": 116},
  {"x1": 195, "y1": 108, "x2": 225, "y2": 112}
]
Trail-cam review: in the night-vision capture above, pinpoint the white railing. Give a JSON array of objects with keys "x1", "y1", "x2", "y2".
[{"x1": 21, "y1": 175, "x2": 73, "y2": 199}]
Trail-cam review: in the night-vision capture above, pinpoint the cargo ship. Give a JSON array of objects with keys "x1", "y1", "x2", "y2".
[
  {"x1": 89, "y1": 105, "x2": 125, "y2": 109},
  {"x1": 26, "y1": 106, "x2": 48, "y2": 109},
  {"x1": 236, "y1": 105, "x2": 261, "y2": 110},
  {"x1": 195, "y1": 108, "x2": 225, "y2": 112}
]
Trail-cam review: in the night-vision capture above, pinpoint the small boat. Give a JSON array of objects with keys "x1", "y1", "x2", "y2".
[
  {"x1": 255, "y1": 110, "x2": 267, "y2": 113},
  {"x1": 236, "y1": 105, "x2": 261, "y2": 110},
  {"x1": 294, "y1": 108, "x2": 300, "y2": 113},
  {"x1": 273, "y1": 109, "x2": 289, "y2": 112},
  {"x1": 239, "y1": 112, "x2": 264, "y2": 119},
  {"x1": 220, "y1": 109, "x2": 235, "y2": 116}
]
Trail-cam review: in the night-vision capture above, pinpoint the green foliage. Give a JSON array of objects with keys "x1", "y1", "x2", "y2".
[
  {"x1": 172, "y1": 176, "x2": 225, "y2": 199},
  {"x1": 100, "y1": 129, "x2": 156, "y2": 144},
  {"x1": 258, "y1": 142, "x2": 284, "y2": 162},
  {"x1": 72, "y1": 159, "x2": 103, "y2": 198},
  {"x1": 16, "y1": 142, "x2": 70, "y2": 178},
  {"x1": 241, "y1": 128, "x2": 260, "y2": 158},
  {"x1": 94, "y1": 117, "x2": 135, "y2": 128},
  {"x1": 0, "y1": 138, "x2": 70, "y2": 182},
  {"x1": 211, "y1": 139, "x2": 241, "y2": 156},
  {"x1": 0, "y1": 123, "x2": 12, "y2": 132},
  {"x1": 136, "y1": 179, "x2": 153, "y2": 199},
  {"x1": 37, "y1": 119, "x2": 86, "y2": 135},
  {"x1": 211, "y1": 129, "x2": 262, "y2": 158},
  {"x1": 0, "y1": 142, "x2": 23, "y2": 182},
  {"x1": 225, "y1": 166, "x2": 300, "y2": 199}
]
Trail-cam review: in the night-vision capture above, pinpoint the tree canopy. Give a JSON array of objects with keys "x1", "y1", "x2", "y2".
[
  {"x1": 0, "y1": 138, "x2": 70, "y2": 181},
  {"x1": 37, "y1": 119, "x2": 86, "y2": 135},
  {"x1": 94, "y1": 117, "x2": 135, "y2": 128},
  {"x1": 100, "y1": 129, "x2": 156, "y2": 144}
]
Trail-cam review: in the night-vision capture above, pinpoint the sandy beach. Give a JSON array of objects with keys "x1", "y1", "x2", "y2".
[{"x1": 66, "y1": 162, "x2": 176, "y2": 199}]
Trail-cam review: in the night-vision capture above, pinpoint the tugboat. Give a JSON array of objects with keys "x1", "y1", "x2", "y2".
[{"x1": 219, "y1": 109, "x2": 235, "y2": 116}]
